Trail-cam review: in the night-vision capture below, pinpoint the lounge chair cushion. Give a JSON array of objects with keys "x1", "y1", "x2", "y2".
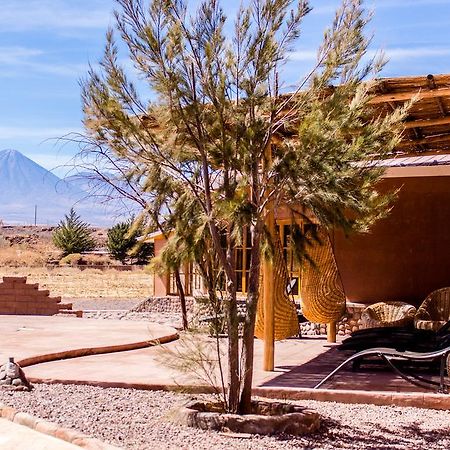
[
  {"x1": 361, "y1": 301, "x2": 416, "y2": 329},
  {"x1": 415, "y1": 287, "x2": 450, "y2": 332}
]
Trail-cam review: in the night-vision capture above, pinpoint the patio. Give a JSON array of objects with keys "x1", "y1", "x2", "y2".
[{"x1": 2, "y1": 315, "x2": 449, "y2": 409}]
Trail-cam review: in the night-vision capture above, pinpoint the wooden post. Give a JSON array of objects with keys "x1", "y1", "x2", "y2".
[
  {"x1": 327, "y1": 321, "x2": 337, "y2": 343},
  {"x1": 263, "y1": 141, "x2": 275, "y2": 371},
  {"x1": 263, "y1": 201, "x2": 275, "y2": 371}
]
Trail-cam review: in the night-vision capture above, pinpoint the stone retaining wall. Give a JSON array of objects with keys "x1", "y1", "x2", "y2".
[
  {"x1": 132, "y1": 296, "x2": 195, "y2": 314},
  {"x1": 300, "y1": 303, "x2": 366, "y2": 336},
  {"x1": 137, "y1": 296, "x2": 366, "y2": 337}
]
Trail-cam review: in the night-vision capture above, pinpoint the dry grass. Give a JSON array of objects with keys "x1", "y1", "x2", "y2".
[
  {"x1": 0, "y1": 267, "x2": 153, "y2": 300},
  {"x1": 0, "y1": 226, "x2": 153, "y2": 300}
]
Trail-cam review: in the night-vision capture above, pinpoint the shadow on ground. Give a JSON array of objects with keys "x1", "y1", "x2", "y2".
[{"x1": 261, "y1": 343, "x2": 440, "y2": 393}]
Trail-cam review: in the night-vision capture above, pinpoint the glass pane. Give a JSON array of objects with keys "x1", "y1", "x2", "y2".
[
  {"x1": 283, "y1": 225, "x2": 291, "y2": 247},
  {"x1": 287, "y1": 277, "x2": 299, "y2": 296},
  {"x1": 246, "y1": 228, "x2": 252, "y2": 246},
  {"x1": 245, "y1": 249, "x2": 251, "y2": 269},
  {"x1": 236, "y1": 249, "x2": 243, "y2": 270},
  {"x1": 236, "y1": 271, "x2": 243, "y2": 292}
]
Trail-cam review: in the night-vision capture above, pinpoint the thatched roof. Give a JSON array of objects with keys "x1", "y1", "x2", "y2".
[{"x1": 371, "y1": 73, "x2": 450, "y2": 155}]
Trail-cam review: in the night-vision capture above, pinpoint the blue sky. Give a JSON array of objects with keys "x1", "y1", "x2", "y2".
[{"x1": 1, "y1": 0, "x2": 450, "y2": 175}]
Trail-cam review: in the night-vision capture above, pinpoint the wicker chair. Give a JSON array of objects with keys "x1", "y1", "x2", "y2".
[
  {"x1": 361, "y1": 301, "x2": 416, "y2": 329},
  {"x1": 415, "y1": 287, "x2": 450, "y2": 332}
]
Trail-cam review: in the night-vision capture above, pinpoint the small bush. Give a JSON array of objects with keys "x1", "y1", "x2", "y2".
[
  {"x1": 107, "y1": 220, "x2": 154, "y2": 264},
  {"x1": 107, "y1": 221, "x2": 135, "y2": 263},
  {"x1": 52, "y1": 209, "x2": 96, "y2": 257},
  {"x1": 59, "y1": 253, "x2": 83, "y2": 266}
]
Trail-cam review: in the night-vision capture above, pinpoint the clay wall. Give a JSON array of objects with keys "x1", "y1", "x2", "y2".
[
  {"x1": 0, "y1": 276, "x2": 81, "y2": 316},
  {"x1": 333, "y1": 176, "x2": 450, "y2": 306}
]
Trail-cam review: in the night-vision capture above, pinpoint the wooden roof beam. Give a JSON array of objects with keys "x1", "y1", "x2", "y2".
[
  {"x1": 370, "y1": 87, "x2": 450, "y2": 104},
  {"x1": 427, "y1": 74, "x2": 447, "y2": 117},
  {"x1": 403, "y1": 116, "x2": 450, "y2": 129},
  {"x1": 397, "y1": 133, "x2": 450, "y2": 149}
]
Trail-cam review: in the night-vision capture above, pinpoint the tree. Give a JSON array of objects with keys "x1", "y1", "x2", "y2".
[
  {"x1": 53, "y1": 208, "x2": 96, "y2": 256},
  {"x1": 81, "y1": 0, "x2": 407, "y2": 413},
  {"x1": 107, "y1": 220, "x2": 134, "y2": 262},
  {"x1": 107, "y1": 219, "x2": 155, "y2": 263}
]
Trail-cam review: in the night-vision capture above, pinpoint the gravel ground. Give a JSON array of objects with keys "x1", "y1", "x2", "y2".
[
  {"x1": 34, "y1": 300, "x2": 450, "y2": 448},
  {"x1": 70, "y1": 298, "x2": 188, "y2": 329},
  {"x1": 70, "y1": 298, "x2": 144, "y2": 312},
  {"x1": 81, "y1": 310, "x2": 183, "y2": 329},
  {"x1": 1, "y1": 384, "x2": 449, "y2": 450}
]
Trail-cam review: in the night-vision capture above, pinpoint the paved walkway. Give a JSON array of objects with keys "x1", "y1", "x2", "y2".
[
  {"x1": 2, "y1": 315, "x2": 449, "y2": 405},
  {"x1": 0, "y1": 419, "x2": 80, "y2": 450},
  {"x1": 1, "y1": 315, "x2": 177, "y2": 366}
]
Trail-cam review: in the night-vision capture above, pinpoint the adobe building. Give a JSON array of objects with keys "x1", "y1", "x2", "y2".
[{"x1": 150, "y1": 73, "x2": 450, "y2": 308}]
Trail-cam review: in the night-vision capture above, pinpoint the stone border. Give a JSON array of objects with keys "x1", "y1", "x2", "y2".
[
  {"x1": 24, "y1": 379, "x2": 450, "y2": 410},
  {"x1": 253, "y1": 387, "x2": 450, "y2": 410},
  {"x1": 0, "y1": 402, "x2": 121, "y2": 449},
  {"x1": 171, "y1": 399, "x2": 320, "y2": 435}
]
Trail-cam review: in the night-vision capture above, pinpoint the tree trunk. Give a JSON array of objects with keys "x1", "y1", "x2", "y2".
[
  {"x1": 238, "y1": 233, "x2": 261, "y2": 414},
  {"x1": 226, "y1": 279, "x2": 240, "y2": 413},
  {"x1": 174, "y1": 268, "x2": 189, "y2": 330}
]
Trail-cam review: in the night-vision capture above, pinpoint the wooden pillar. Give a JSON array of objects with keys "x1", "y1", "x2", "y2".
[
  {"x1": 263, "y1": 205, "x2": 275, "y2": 371},
  {"x1": 327, "y1": 321, "x2": 337, "y2": 343}
]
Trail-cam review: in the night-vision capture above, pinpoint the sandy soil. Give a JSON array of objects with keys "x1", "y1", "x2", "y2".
[{"x1": 0, "y1": 267, "x2": 153, "y2": 299}]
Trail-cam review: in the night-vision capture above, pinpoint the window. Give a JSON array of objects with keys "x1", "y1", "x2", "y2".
[
  {"x1": 235, "y1": 228, "x2": 252, "y2": 294},
  {"x1": 168, "y1": 265, "x2": 191, "y2": 295}
]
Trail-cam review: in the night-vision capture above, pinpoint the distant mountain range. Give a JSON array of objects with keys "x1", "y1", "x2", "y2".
[{"x1": 0, "y1": 149, "x2": 133, "y2": 226}]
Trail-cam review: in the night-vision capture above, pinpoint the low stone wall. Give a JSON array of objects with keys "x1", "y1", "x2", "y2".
[
  {"x1": 300, "y1": 303, "x2": 366, "y2": 337},
  {"x1": 132, "y1": 296, "x2": 195, "y2": 314},
  {"x1": 136, "y1": 296, "x2": 366, "y2": 337}
]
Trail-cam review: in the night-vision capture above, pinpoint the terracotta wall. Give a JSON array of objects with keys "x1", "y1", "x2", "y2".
[
  {"x1": 0, "y1": 276, "x2": 80, "y2": 316},
  {"x1": 333, "y1": 176, "x2": 450, "y2": 306},
  {"x1": 153, "y1": 238, "x2": 169, "y2": 296}
]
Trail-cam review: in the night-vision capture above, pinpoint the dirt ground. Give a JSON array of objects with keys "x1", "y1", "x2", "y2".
[
  {"x1": 0, "y1": 266, "x2": 153, "y2": 299},
  {"x1": 0, "y1": 226, "x2": 153, "y2": 299}
]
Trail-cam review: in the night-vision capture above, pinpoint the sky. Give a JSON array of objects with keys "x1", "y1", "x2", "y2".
[{"x1": 1, "y1": 0, "x2": 450, "y2": 175}]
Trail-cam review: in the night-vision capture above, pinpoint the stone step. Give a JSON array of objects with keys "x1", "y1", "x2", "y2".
[{"x1": 58, "y1": 310, "x2": 83, "y2": 318}]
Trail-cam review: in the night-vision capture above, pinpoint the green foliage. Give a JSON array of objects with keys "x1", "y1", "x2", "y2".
[
  {"x1": 81, "y1": 0, "x2": 408, "y2": 413},
  {"x1": 107, "y1": 220, "x2": 135, "y2": 263},
  {"x1": 107, "y1": 219, "x2": 154, "y2": 264},
  {"x1": 52, "y1": 209, "x2": 96, "y2": 257}
]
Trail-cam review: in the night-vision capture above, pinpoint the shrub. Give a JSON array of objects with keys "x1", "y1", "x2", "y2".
[
  {"x1": 52, "y1": 209, "x2": 96, "y2": 257},
  {"x1": 107, "y1": 221, "x2": 135, "y2": 263},
  {"x1": 107, "y1": 220, "x2": 154, "y2": 264},
  {"x1": 59, "y1": 253, "x2": 83, "y2": 266}
]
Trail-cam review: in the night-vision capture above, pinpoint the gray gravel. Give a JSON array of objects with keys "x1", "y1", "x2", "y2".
[
  {"x1": 70, "y1": 298, "x2": 143, "y2": 312},
  {"x1": 68, "y1": 298, "x2": 184, "y2": 329},
  {"x1": 81, "y1": 310, "x2": 183, "y2": 329},
  {"x1": 1, "y1": 384, "x2": 449, "y2": 450}
]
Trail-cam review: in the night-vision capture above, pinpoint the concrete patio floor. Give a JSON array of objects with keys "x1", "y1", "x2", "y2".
[
  {"x1": 2, "y1": 315, "x2": 450, "y2": 409},
  {"x1": 1, "y1": 315, "x2": 178, "y2": 366}
]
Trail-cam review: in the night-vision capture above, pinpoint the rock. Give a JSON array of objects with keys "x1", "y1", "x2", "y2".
[
  {"x1": 0, "y1": 359, "x2": 32, "y2": 391},
  {"x1": 5, "y1": 362, "x2": 19, "y2": 379},
  {"x1": 172, "y1": 400, "x2": 320, "y2": 436}
]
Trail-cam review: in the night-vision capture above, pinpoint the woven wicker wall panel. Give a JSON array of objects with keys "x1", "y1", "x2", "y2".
[
  {"x1": 254, "y1": 237, "x2": 299, "y2": 341},
  {"x1": 300, "y1": 228, "x2": 346, "y2": 324}
]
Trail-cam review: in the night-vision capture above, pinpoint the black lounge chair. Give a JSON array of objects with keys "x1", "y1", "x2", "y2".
[
  {"x1": 339, "y1": 320, "x2": 450, "y2": 353},
  {"x1": 314, "y1": 344, "x2": 450, "y2": 393}
]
